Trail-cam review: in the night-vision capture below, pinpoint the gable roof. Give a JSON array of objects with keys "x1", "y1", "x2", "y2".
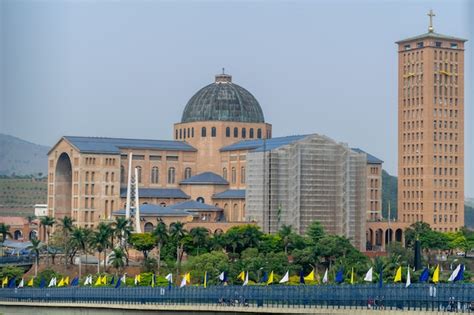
[
  {"x1": 351, "y1": 148, "x2": 384, "y2": 164},
  {"x1": 120, "y1": 188, "x2": 190, "y2": 199},
  {"x1": 169, "y1": 200, "x2": 222, "y2": 212},
  {"x1": 180, "y1": 172, "x2": 228, "y2": 185},
  {"x1": 212, "y1": 189, "x2": 246, "y2": 199},
  {"x1": 113, "y1": 204, "x2": 191, "y2": 217},
  {"x1": 55, "y1": 136, "x2": 196, "y2": 155},
  {"x1": 220, "y1": 135, "x2": 309, "y2": 152},
  {"x1": 396, "y1": 32, "x2": 467, "y2": 44}
]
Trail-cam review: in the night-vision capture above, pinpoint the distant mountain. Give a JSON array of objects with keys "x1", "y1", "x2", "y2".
[
  {"x1": 382, "y1": 169, "x2": 398, "y2": 220},
  {"x1": 0, "y1": 134, "x2": 49, "y2": 176}
]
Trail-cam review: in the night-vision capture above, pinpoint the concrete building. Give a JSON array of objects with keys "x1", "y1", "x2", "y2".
[
  {"x1": 397, "y1": 11, "x2": 466, "y2": 232},
  {"x1": 47, "y1": 72, "x2": 375, "y2": 248}
]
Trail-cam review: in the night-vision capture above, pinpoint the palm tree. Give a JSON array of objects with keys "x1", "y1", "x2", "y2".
[
  {"x1": 189, "y1": 227, "x2": 209, "y2": 255},
  {"x1": 152, "y1": 221, "x2": 168, "y2": 273},
  {"x1": 70, "y1": 227, "x2": 92, "y2": 274},
  {"x1": 278, "y1": 225, "x2": 293, "y2": 255},
  {"x1": 39, "y1": 216, "x2": 55, "y2": 243},
  {"x1": 113, "y1": 217, "x2": 132, "y2": 266},
  {"x1": 0, "y1": 223, "x2": 12, "y2": 256},
  {"x1": 25, "y1": 214, "x2": 37, "y2": 225},
  {"x1": 58, "y1": 216, "x2": 74, "y2": 266},
  {"x1": 91, "y1": 223, "x2": 112, "y2": 273},
  {"x1": 109, "y1": 248, "x2": 126, "y2": 273},
  {"x1": 169, "y1": 222, "x2": 187, "y2": 272},
  {"x1": 27, "y1": 238, "x2": 44, "y2": 276}
]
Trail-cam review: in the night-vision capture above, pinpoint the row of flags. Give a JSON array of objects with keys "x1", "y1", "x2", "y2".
[{"x1": 0, "y1": 264, "x2": 465, "y2": 289}]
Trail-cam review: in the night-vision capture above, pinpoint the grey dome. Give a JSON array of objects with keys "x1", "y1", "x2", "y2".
[{"x1": 181, "y1": 74, "x2": 265, "y2": 123}]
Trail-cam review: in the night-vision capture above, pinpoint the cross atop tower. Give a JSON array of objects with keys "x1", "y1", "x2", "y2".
[{"x1": 427, "y1": 9, "x2": 435, "y2": 33}]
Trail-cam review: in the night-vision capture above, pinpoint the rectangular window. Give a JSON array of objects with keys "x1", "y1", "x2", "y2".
[
  {"x1": 166, "y1": 156, "x2": 179, "y2": 161},
  {"x1": 417, "y1": 42, "x2": 424, "y2": 48},
  {"x1": 435, "y1": 42, "x2": 442, "y2": 48},
  {"x1": 150, "y1": 155, "x2": 162, "y2": 161},
  {"x1": 132, "y1": 155, "x2": 145, "y2": 160},
  {"x1": 450, "y1": 43, "x2": 458, "y2": 49},
  {"x1": 404, "y1": 44, "x2": 411, "y2": 51}
]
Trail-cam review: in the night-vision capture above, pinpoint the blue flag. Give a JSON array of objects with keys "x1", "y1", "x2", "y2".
[
  {"x1": 335, "y1": 269, "x2": 344, "y2": 284},
  {"x1": 378, "y1": 269, "x2": 383, "y2": 288},
  {"x1": 114, "y1": 277, "x2": 121, "y2": 289},
  {"x1": 39, "y1": 278, "x2": 46, "y2": 288},
  {"x1": 109, "y1": 276, "x2": 115, "y2": 285},
  {"x1": 419, "y1": 267, "x2": 429, "y2": 282},
  {"x1": 260, "y1": 271, "x2": 268, "y2": 283},
  {"x1": 454, "y1": 265, "x2": 464, "y2": 282},
  {"x1": 71, "y1": 277, "x2": 79, "y2": 286},
  {"x1": 299, "y1": 270, "x2": 305, "y2": 284},
  {"x1": 7, "y1": 277, "x2": 16, "y2": 289}
]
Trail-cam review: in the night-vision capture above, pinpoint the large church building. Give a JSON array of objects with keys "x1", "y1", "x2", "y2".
[{"x1": 48, "y1": 72, "x2": 378, "y2": 250}]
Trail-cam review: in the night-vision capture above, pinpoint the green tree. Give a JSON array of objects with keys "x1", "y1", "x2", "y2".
[
  {"x1": 306, "y1": 221, "x2": 325, "y2": 244},
  {"x1": 185, "y1": 251, "x2": 230, "y2": 285},
  {"x1": 169, "y1": 222, "x2": 187, "y2": 271},
  {"x1": 39, "y1": 216, "x2": 56, "y2": 243},
  {"x1": 70, "y1": 227, "x2": 92, "y2": 273},
  {"x1": 113, "y1": 217, "x2": 132, "y2": 266},
  {"x1": 91, "y1": 222, "x2": 112, "y2": 272},
  {"x1": 152, "y1": 221, "x2": 168, "y2": 273},
  {"x1": 58, "y1": 216, "x2": 74, "y2": 266},
  {"x1": 189, "y1": 227, "x2": 209, "y2": 255},
  {"x1": 278, "y1": 225, "x2": 293, "y2": 255},
  {"x1": 129, "y1": 233, "x2": 155, "y2": 260},
  {"x1": 109, "y1": 247, "x2": 126, "y2": 272},
  {"x1": 27, "y1": 238, "x2": 44, "y2": 276},
  {"x1": 0, "y1": 223, "x2": 12, "y2": 242}
]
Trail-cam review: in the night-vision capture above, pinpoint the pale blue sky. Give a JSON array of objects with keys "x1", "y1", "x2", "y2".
[{"x1": 0, "y1": 0, "x2": 472, "y2": 196}]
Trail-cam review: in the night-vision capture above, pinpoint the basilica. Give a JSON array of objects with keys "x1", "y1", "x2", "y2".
[{"x1": 48, "y1": 72, "x2": 381, "y2": 251}]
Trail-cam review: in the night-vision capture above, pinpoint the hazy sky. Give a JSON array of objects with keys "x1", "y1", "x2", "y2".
[{"x1": 1, "y1": 0, "x2": 472, "y2": 196}]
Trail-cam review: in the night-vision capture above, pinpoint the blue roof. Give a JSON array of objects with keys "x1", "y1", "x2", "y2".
[
  {"x1": 120, "y1": 188, "x2": 190, "y2": 199},
  {"x1": 212, "y1": 189, "x2": 246, "y2": 199},
  {"x1": 169, "y1": 200, "x2": 222, "y2": 212},
  {"x1": 180, "y1": 172, "x2": 228, "y2": 185},
  {"x1": 351, "y1": 148, "x2": 384, "y2": 164},
  {"x1": 62, "y1": 136, "x2": 196, "y2": 154},
  {"x1": 220, "y1": 135, "x2": 309, "y2": 152},
  {"x1": 113, "y1": 204, "x2": 190, "y2": 217}
]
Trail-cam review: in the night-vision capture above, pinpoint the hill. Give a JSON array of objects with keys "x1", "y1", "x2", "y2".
[
  {"x1": 0, "y1": 133, "x2": 49, "y2": 177},
  {"x1": 0, "y1": 178, "x2": 47, "y2": 216},
  {"x1": 381, "y1": 169, "x2": 397, "y2": 220}
]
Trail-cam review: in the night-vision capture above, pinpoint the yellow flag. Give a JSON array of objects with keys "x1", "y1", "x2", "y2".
[
  {"x1": 58, "y1": 278, "x2": 65, "y2": 287},
  {"x1": 184, "y1": 273, "x2": 191, "y2": 284},
  {"x1": 27, "y1": 277, "x2": 34, "y2": 287},
  {"x1": 432, "y1": 265, "x2": 440, "y2": 283},
  {"x1": 394, "y1": 266, "x2": 402, "y2": 282},
  {"x1": 94, "y1": 276, "x2": 102, "y2": 286},
  {"x1": 2, "y1": 277, "x2": 8, "y2": 288},
  {"x1": 304, "y1": 269, "x2": 315, "y2": 281},
  {"x1": 101, "y1": 275, "x2": 107, "y2": 285},
  {"x1": 203, "y1": 271, "x2": 207, "y2": 288},
  {"x1": 350, "y1": 268, "x2": 355, "y2": 284},
  {"x1": 267, "y1": 271, "x2": 274, "y2": 285},
  {"x1": 238, "y1": 271, "x2": 245, "y2": 281},
  {"x1": 65, "y1": 276, "x2": 70, "y2": 286}
]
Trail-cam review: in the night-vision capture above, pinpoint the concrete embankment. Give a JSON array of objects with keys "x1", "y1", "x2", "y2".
[{"x1": 0, "y1": 301, "x2": 448, "y2": 315}]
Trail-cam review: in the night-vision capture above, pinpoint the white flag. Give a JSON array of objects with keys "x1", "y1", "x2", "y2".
[
  {"x1": 84, "y1": 275, "x2": 92, "y2": 286},
  {"x1": 322, "y1": 269, "x2": 328, "y2": 284},
  {"x1": 179, "y1": 276, "x2": 187, "y2": 288},
  {"x1": 448, "y1": 264, "x2": 461, "y2": 282},
  {"x1": 242, "y1": 272, "x2": 249, "y2": 286},
  {"x1": 406, "y1": 267, "x2": 411, "y2": 287},
  {"x1": 279, "y1": 271, "x2": 289, "y2": 284},
  {"x1": 17, "y1": 278, "x2": 24, "y2": 288},
  {"x1": 218, "y1": 272, "x2": 225, "y2": 281},
  {"x1": 121, "y1": 274, "x2": 126, "y2": 284},
  {"x1": 48, "y1": 277, "x2": 57, "y2": 287},
  {"x1": 165, "y1": 273, "x2": 173, "y2": 283},
  {"x1": 364, "y1": 267, "x2": 373, "y2": 282}
]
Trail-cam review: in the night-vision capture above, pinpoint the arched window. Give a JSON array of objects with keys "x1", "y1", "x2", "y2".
[
  {"x1": 151, "y1": 167, "x2": 159, "y2": 184},
  {"x1": 192, "y1": 127, "x2": 194, "y2": 137},
  {"x1": 242, "y1": 128, "x2": 246, "y2": 138},
  {"x1": 234, "y1": 127, "x2": 238, "y2": 138},
  {"x1": 233, "y1": 203, "x2": 238, "y2": 221},
  {"x1": 183, "y1": 129, "x2": 186, "y2": 139},
  {"x1": 201, "y1": 127, "x2": 207, "y2": 137},
  {"x1": 226, "y1": 127, "x2": 230, "y2": 137},
  {"x1": 179, "y1": 129, "x2": 182, "y2": 139},
  {"x1": 197, "y1": 197, "x2": 205, "y2": 203},
  {"x1": 241, "y1": 167, "x2": 245, "y2": 184},
  {"x1": 187, "y1": 128, "x2": 190, "y2": 138},
  {"x1": 184, "y1": 167, "x2": 192, "y2": 179},
  {"x1": 211, "y1": 127, "x2": 217, "y2": 137},
  {"x1": 136, "y1": 166, "x2": 142, "y2": 183},
  {"x1": 120, "y1": 165, "x2": 125, "y2": 183},
  {"x1": 175, "y1": 130, "x2": 178, "y2": 139},
  {"x1": 144, "y1": 222, "x2": 154, "y2": 233},
  {"x1": 231, "y1": 167, "x2": 236, "y2": 184},
  {"x1": 223, "y1": 168, "x2": 227, "y2": 180},
  {"x1": 257, "y1": 128, "x2": 262, "y2": 139},
  {"x1": 249, "y1": 128, "x2": 254, "y2": 138},
  {"x1": 168, "y1": 167, "x2": 175, "y2": 184}
]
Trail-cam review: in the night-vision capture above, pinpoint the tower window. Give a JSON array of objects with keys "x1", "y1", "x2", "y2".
[
  {"x1": 211, "y1": 127, "x2": 217, "y2": 137},
  {"x1": 179, "y1": 129, "x2": 182, "y2": 139},
  {"x1": 175, "y1": 130, "x2": 178, "y2": 139},
  {"x1": 201, "y1": 127, "x2": 206, "y2": 137},
  {"x1": 192, "y1": 128, "x2": 194, "y2": 137},
  {"x1": 417, "y1": 42, "x2": 424, "y2": 48},
  {"x1": 450, "y1": 43, "x2": 458, "y2": 49},
  {"x1": 404, "y1": 44, "x2": 411, "y2": 51},
  {"x1": 257, "y1": 128, "x2": 262, "y2": 139},
  {"x1": 234, "y1": 127, "x2": 238, "y2": 138},
  {"x1": 435, "y1": 41, "x2": 442, "y2": 48},
  {"x1": 226, "y1": 127, "x2": 230, "y2": 137},
  {"x1": 249, "y1": 128, "x2": 254, "y2": 138},
  {"x1": 242, "y1": 128, "x2": 246, "y2": 138}
]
